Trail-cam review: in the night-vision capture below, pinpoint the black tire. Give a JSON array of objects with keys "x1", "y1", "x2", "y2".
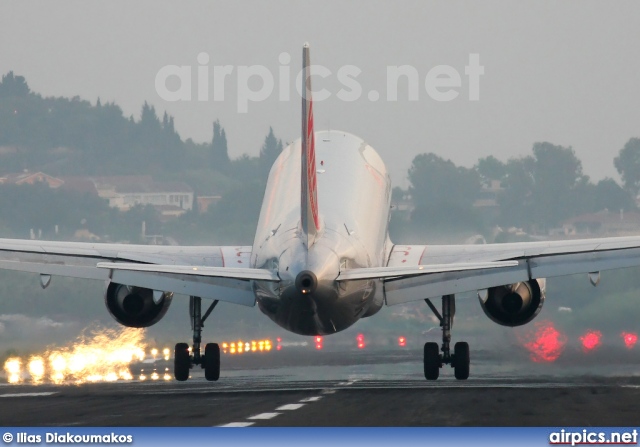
[
  {"x1": 454, "y1": 341, "x2": 470, "y2": 380},
  {"x1": 204, "y1": 343, "x2": 220, "y2": 381},
  {"x1": 174, "y1": 342, "x2": 190, "y2": 381},
  {"x1": 423, "y1": 342, "x2": 440, "y2": 380}
]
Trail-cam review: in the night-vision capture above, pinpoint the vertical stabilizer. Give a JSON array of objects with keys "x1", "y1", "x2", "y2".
[{"x1": 301, "y1": 43, "x2": 319, "y2": 247}]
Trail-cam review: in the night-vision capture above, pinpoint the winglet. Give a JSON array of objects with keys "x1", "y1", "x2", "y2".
[{"x1": 301, "y1": 43, "x2": 320, "y2": 247}]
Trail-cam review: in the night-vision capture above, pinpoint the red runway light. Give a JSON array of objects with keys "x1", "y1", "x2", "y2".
[
  {"x1": 356, "y1": 334, "x2": 365, "y2": 349},
  {"x1": 622, "y1": 332, "x2": 638, "y2": 349},
  {"x1": 398, "y1": 336, "x2": 406, "y2": 347},
  {"x1": 580, "y1": 330, "x2": 602, "y2": 352},
  {"x1": 522, "y1": 320, "x2": 567, "y2": 363}
]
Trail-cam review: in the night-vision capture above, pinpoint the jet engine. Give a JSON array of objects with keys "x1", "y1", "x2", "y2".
[
  {"x1": 478, "y1": 278, "x2": 546, "y2": 327},
  {"x1": 104, "y1": 281, "x2": 173, "y2": 328}
]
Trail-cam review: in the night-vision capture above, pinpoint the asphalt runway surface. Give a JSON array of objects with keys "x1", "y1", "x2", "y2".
[{"x1": 2, "y1": 349, "x2": 640, "y2": 426}]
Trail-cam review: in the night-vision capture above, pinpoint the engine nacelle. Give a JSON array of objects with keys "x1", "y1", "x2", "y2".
[
  {"x1": 104, "y1": 281, "x2": 173, "y2": 328},
  {"x1": 478, "y1": 278, "x2": 546, "y2": 327}
]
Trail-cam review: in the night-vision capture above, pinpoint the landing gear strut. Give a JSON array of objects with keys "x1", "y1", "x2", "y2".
[
  {"x1": 423, "y1": 294, "x2": 470, "y2": 381},
  {"x1": 174, "y1": 296, "x2": 220, "y2": 382}
]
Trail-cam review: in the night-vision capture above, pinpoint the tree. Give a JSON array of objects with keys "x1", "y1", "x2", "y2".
[
  {"x1": 259, "y1": 127, "x2": 283, "y2": 171},
  {"x1": 499, "y1": 142, "x2": 589, "y2": 231},
  {"x1": 391, "y1": 186, "x2": 406, "y2": 204},
  {"x1": 210, "y1": 120, "x2": 229, "y2": 169},
  {"x1": 532, "y1": 142, "x2": 587, "y2": 226},
  {"x1": 162, "y1": 111, "x2": 170, "y2": 130},
  {"x1": 614, "y1": 138, "x2": 640, "y2": 197},
  {"x1": 476, "y1": 155, "x2": 506, "y2": 183},
  {"x1": 140, "y1": 102, "x2": 159, "y2": 127},
  {"x1": 203, "y1": 180, "x2": 265, "y2": 244},
  {"x1": 408, "y1": 153, "x2": 481, "y2": 230},
  {"x1": 592, "y1": 178, "x2": 634, "y2": 211},
  {"x1": 499, "y1": 156, "x2": 535, "y2": 228},
  {"x1": 409, "y1": 153, "x2": 480, "y2": 210},
  {"x1": 0, "y1": 71, "x2": 30, "y2": 97},
  {"x1": 573, "y1": 178, "x2": 635, "y2": 215},
  {"x1": 0, "y1": 183, "x2": 116, "y2": 239}
]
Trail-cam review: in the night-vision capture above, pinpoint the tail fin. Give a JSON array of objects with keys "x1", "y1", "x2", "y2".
[{"x1": 301, "y1": 43, "x2": 319, "y2": 247}]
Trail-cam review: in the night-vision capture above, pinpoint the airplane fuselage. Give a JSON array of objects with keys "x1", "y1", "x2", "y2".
[{"x1": 252, "y1": 131, "x2": 392, "y2": 335}]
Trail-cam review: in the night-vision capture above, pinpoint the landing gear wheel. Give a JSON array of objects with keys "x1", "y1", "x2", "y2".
[
  {"x1": 174, "y1": 342, "x2": 190, "y2": 381},
  {"x1": 453, "y1": 341, "x2": 470, "y2": 380},
  {"x1": 424, "y1": 342, "x2": 441, "y2": 380},
  {"x1": 204, "y1": 343, "x2": 220, "y2": 381},
  {"x1": 179, "y1": 296, "x2": 220, "y2": 382},
  {"x1": 423, "y1": 295, "x2": 471, "y2": 380}
]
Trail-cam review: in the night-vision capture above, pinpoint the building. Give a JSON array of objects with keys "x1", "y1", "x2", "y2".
[
  {"x1": 90, "y1": 176, "x2": 194, "y2": 217},
  {"x1": 473, "y1": 179, "x2": 504, "y2": 226},
  {"x1": 560, "y1": 209, "x2": 640, "y2": 237},
  {"x1": 2, "y1": 171, "x2": 198, "y2": 219},
  {"x1": 56, "y1": 174, "x2": 195, "y2": 218},
  {"x1": 0, "y1": 171, "x2": 64, "y2": 188},
  {"x1": 196, "y1": 195, "x2": 222, "y2": 214}
]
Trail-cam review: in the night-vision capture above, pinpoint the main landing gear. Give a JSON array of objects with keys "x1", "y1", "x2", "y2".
[
  {"x1": 423, "y1": 294, "x2": 470, "y2": 381},
  {"x1": 174, "y1": 296, "x2": 221, "y2": 382}
]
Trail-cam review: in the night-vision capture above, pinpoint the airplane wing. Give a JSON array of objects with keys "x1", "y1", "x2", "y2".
[
  {"x1": 0, "y1": 238, "x2": 263, "y2": 306},
  {"x1": 379, "y1": 236, "x2": 640, "y2": 305}
]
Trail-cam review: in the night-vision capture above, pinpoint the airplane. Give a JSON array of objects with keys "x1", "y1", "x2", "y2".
[{"x1": 2, "y1": 43, "x2": 640, "y2": 382}]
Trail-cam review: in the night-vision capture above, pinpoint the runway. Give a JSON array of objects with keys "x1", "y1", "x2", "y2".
[{"x1": 2, "y1": 349, "x2": 640, "y2": 426}]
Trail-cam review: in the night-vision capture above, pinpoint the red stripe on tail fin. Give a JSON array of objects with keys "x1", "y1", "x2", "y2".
[{"x1": 301, "y1": 43, "x2": 319, "y2": 246}]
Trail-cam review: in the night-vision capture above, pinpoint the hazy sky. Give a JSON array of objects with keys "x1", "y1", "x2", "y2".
[{"x1": 1, "y1": 1, "x2": 639, "y2": 187}]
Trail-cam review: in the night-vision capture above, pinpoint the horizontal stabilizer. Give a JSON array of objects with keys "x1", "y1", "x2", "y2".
[
  {"x1": 336, "y1": 261, "x2": 519, "y2": 281},
  {"x1": 97, "y1": 262, "x2": 280, "y2": 282}
]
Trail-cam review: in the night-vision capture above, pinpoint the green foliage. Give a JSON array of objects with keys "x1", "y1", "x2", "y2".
[
  {"x1": 497, "y1": 156, "x2": 535, "y2": 228},
  {"x1": 476, "y1": 155, "x2": 507, "y2": 182},
  {"x1": 0, "y1": 183, "x2": 162, "y2": 242},
  {"x1": 408, "y1": 153, "x2": 482, "y2": 232},
  {"x1": 115, "y1": 204, "x2": 162, "y2": 243},
  {"x1": 531, "y1": 142, "x2": 587, "y2": 225},
  {"x1": 259, "y1": 127, "x2": 283, "y2": 172},
  {"x1": 546, "y1": 268, "x2": 640, "y2": 333},
  {"x1": 0, "y1": 183, "x2": 112, "y2": 239},
  {"x1": 407, "y1": 141, "x2": 636, "y2": 236},
  {"x1": 204, "y1": 181, "x2": 266, "y2": 244},
  {"x1": 574, "y1": 178, "x2": 634, "y2": 215},
  {"x1": 499, "y1": 142, "x2": 596, "y2": 230},
  {"x1": 409, "y1": 153, "x2": 480, "y2": 210},
  {"x1": 210, "y1": 119, "x2": 230, "y2": 170},
  {"x1": 0, "y1": 71, "x2": 290, "y2": 247},
  {"x1": 614, "y1": 137, "x2": 640, "y2": 196},
  {"x1": 0, "y1": 71, "x2": 30, "y2": 97},
  {"x1": 391, "y1": 186, "x2": 406, "y2": 203},
  {"x1": 0, "y1": 75, "x2": 183, "y2": 176}
]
